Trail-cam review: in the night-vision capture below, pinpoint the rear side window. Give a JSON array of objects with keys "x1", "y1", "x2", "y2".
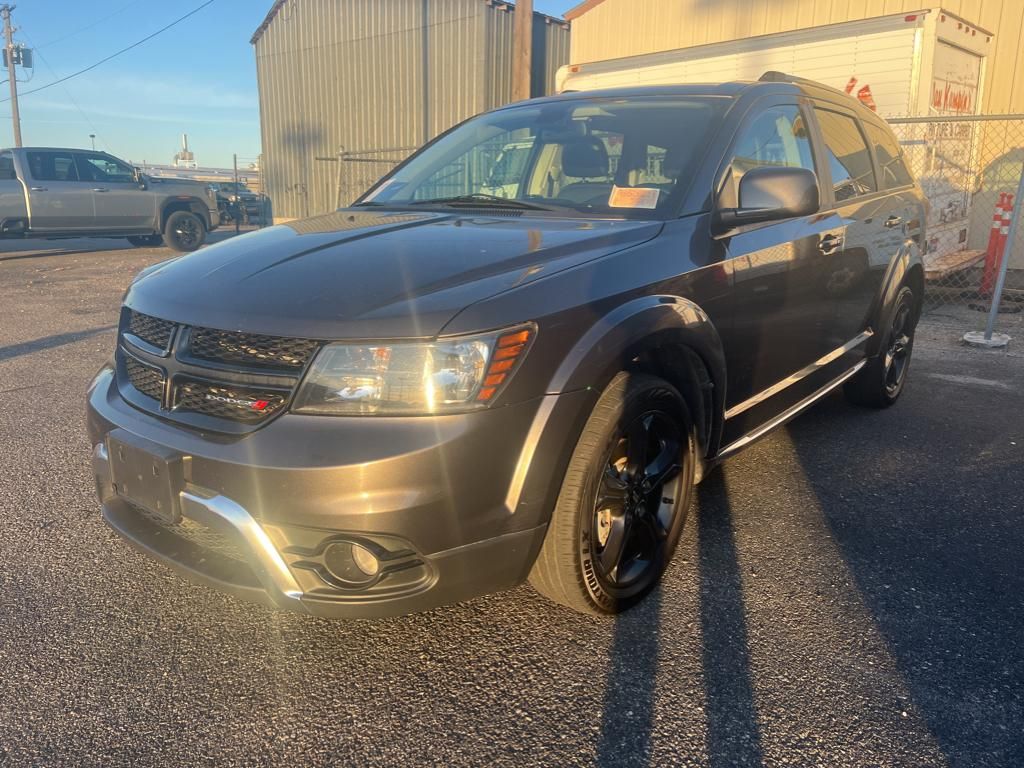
[
  {"x1": 0, "y1": 151, "x2": 14, "y2": 180},
  {"x1": 864, "y1": 122, "x2": 913, "y2": 188},
  {"x1": 27, "y1": 151, "x2": 80, "y2": 182},
  {"x1": 814, "y1": 109, "x2": 877, "y2": 202},
  {"x1": 721, "y1": 105, "x2": 815, "y2": 206}
]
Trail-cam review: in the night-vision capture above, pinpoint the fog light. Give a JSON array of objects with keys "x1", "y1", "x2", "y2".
[
  {"x1": 351, "y1": 543, "x2": 380, "y2": 576},
  {"x1": 322, "y1": 541, "x2": 380, "y2": 586}
]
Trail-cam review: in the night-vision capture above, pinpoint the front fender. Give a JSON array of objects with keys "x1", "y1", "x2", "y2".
[
  {"x1": 545, "y1": 294, "x2": 727, "y2": 461},
  {"x1": 504, "y1": 295, "x2": 727, "y2": 531},
  {"x1": 547, "y1": 294, "x2": 726, "y2": 397}
]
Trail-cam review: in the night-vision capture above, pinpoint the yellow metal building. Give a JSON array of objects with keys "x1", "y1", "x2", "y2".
[{"x1": 565, "y1": 0, "x2": 1024, "y2": 114}]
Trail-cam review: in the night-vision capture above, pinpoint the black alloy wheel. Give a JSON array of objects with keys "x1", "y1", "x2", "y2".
[
  {"x1": 586, "y1": 410, "x2": 684, "y2": 595},
  {"x1": 884, "y1": 298, "x2": 913, "y2": 397},
  {"x1": 163, "y1": 210, "x2": 206, "y2": 253},
  {"x1": 529, "y1": 372, "x2": 696, "y2": 615}
]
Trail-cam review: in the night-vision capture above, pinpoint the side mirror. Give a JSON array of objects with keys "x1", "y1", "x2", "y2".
[
  {"x1": 133, "y1": 166, "x2": 147, "y2": 189},
  {"x1": 717, "y1": 166, "x2": 819, "y2": 229}
]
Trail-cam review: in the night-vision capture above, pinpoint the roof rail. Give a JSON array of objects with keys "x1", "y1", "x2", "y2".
[
  {"x1": 758, "y1": 70, "x2": 855, "y2": 99},
  {"x1": 759, "y1": 71, "x2": 815, "y2": 85}
]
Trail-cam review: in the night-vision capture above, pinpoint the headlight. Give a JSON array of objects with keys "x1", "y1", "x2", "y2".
[{"x1": 292, "y1": 324, "x2": 535, "y2": 415}]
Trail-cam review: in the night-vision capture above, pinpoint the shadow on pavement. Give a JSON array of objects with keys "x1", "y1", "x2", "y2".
[
  {"x1": 787, "y1": 394, "x2": 1024, "y2": 767},
  {"x1": 695, "y1": 471, "x2": 765, "y2": 768},
  {"x1": 596, "y1": 587, "x2": 662, "y2": 767},
  {"x1": 0, "y1": 325, "x2": 116, "y2": 363}
]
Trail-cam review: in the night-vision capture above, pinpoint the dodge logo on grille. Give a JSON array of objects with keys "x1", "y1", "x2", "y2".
[{"x1": 205, "y1": 394, "x2": 270, "y2": 411}]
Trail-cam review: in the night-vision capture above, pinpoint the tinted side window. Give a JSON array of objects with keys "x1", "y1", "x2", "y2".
[
  {"x1": 864, "y1": 122, "x2": 913, "y2": 188},
  {"x1": 0, "y1": 151, "x2": 15, "y2": 180},
  {"x1": 79, "y1": 153, "x2": 135, "y2": 183},
  {"x1": 27, "y1": 151, "x2": 80, "y2": 182},
  {"x1": 814, "y1": 109, "x2": 877, "y2": 202},
  {"x1": 722, "y1": 105, "x2": 815, "y2": 206}
]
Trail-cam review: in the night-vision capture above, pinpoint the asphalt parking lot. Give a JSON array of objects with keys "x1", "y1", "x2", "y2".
[{"x1": 1, "y1": 234, "x2": 1022, "y2": 767}]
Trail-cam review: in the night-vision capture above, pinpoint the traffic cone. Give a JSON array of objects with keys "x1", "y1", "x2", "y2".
[{"x1": 981, "y1": 193, "x2": 1007, "y2": 296}]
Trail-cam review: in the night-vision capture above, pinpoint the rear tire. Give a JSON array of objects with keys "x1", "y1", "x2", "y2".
[
  {"x1": 162, "y1": 210, "x2": 206, "y2": 252},
  {"x1": 844, "y1": 285, "x2": 917, "y2": 408},
  {"x1": 529, "y1": 372, "x2": 696, "y2": 616},
  {"x1": 126, "y1": 235, "x2": 162, "y2": 248}
]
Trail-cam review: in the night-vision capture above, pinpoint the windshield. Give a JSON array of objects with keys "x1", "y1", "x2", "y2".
[{"x1": 357, "y1": 95, "x2": 728, "y2": 217}]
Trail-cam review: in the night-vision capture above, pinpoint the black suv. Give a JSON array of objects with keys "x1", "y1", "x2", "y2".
[{"x1": 87, "y1": 75, "x2": 925, "y2": 618}]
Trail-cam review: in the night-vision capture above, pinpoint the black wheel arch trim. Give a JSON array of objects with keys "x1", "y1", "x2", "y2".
[
  {"x1": 545, "y1": 294, "x2": 727, "y2": 457},
  {"x1": 160, "y1": 197, "x2": 212, "y2": 231},
  {"x1": 868, "y1": 243, "x2": 924, "y2": 357}
]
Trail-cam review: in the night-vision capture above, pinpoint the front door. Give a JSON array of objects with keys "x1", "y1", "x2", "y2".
[
  {"x1": 24, "y1": 150, "x2": 95, "y2": 232},
  {"x1": 715, "y1": 102, "x2": 841, "y2": 443},
  {"x1": 77, "y1": 152, "x2": 154, "y2": 231}
]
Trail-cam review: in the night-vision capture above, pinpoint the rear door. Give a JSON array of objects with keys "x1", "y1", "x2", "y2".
[
  {"x1": 811, "y1": 105, "x2": 901, "y2": 351},
  {"x1": 77, "y1": 152, "x2": 153, "y2": 231},
  {"x1": 716, "y1": 100, "x2": 842, "y2": 440},
  {"x1": 24, "y1": 150, "x2": 96, "y2": 232}
]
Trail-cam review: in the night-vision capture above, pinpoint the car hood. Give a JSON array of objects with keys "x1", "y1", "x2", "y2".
[{"x1": 126, "y1": 209, "x2": 662, "y2": 339}]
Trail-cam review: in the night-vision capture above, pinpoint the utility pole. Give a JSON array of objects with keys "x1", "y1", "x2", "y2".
[
  {"x1": 233, "y1": 153, "x2": 240, "y2": 234},
  {"x1": 511, "y1": 0, "x2": 533, "y2": 102},
  {"x1": 1, "y1": 4, "x2": 21, "y2": 147}
]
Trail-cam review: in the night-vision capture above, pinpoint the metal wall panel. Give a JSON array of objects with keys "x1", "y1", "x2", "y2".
[
  {"x1": 567, "y1": 0, "x2": 1024, "y2": 115},
  {"x1": 254, "y1": 0, "x2": 569, "y2": 220}
]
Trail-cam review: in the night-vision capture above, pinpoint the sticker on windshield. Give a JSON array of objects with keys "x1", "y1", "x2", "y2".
[{"x1": 608, "y1": 186, "x2": 660, "y2": 209}]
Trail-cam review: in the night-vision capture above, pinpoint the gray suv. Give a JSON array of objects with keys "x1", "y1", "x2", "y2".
[{"x1": 87, "y1": 76, "x2": 925, "y2": 618}]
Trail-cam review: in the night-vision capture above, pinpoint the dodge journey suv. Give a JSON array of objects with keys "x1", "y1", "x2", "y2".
[{"x1": 87, "y1": 74, "x2": 925, "y2": 618}]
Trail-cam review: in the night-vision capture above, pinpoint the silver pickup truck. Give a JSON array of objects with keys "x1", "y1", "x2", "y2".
[{"x1": 0, "y1": 147, "x2": 219, "y2": 252}]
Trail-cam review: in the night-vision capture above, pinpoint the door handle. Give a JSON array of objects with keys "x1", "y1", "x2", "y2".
[
  {"x1": 884, "y1": 215, "x2": 903, "y2": 228},
  {"x1": 30, "y1": 186, "x2": 47, "y2": 192},
  {"x1": 92, "y1": 188, "x2": 109, "y2": 193},
  {"x1": 818, "y1": 234, "x2": 843, "y2": 255}
]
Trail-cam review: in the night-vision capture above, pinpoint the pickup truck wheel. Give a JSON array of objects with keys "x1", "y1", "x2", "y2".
[
  {"x1": 844, "y1": 285, "x2": 917, "y2": 408},
  {"x1": 126, "y1": 235, "x2": 163, "y2": 248},
  {"x1": 163, "y1": 210, "x2": 206, "y2": 252},
  {"x1": 529, "y1": 372, "x2": 695, "y2": 615}
]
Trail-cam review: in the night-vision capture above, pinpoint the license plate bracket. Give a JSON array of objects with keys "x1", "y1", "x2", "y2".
[{"x1": 107, "y1": 429, "x2": 185, "y2": 525}]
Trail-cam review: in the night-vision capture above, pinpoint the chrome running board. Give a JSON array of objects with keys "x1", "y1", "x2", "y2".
[
  {"x1": 725, "y1": 330, "x2": 873, "y2": 420},
  {"x1": 716, "y1": 360, "x2": 866, "y2": 460}
]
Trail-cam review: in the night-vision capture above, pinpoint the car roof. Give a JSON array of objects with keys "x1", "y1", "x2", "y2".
[{"x1": 509, "y1": 77, "x2": 875, "y2": 119}]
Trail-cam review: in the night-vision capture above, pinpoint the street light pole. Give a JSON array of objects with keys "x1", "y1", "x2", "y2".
[
  {"x1": 1, "y1": 4, "x2": 22, "y2": 147},
  {"x1": 89, "y1": 134, "x2": 95, "y2": 150}
]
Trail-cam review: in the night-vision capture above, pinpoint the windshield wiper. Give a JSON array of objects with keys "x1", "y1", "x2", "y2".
[{"x1": 408, "y1": 193, "x2": 553, "y2": 211}]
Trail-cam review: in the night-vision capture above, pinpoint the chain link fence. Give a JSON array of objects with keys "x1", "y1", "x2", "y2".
[{"x1": 890, "y1": 114, "x2": 1024, "y2": 327}]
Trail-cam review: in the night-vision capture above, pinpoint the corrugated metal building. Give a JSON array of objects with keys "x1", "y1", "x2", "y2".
[
  {"x1": 252, "y1": 0, "x2": 570, "y2": 221},
  {"x1": 564, "y1": 0, "x2": 1024, "y2": 114}
]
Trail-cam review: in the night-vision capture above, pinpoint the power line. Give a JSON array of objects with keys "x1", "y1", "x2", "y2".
[
  {"x1": 18, "y1": 27, "x2": 107, "y2": 151},
  {"x1": 0, "y1": 0, "x2": 216, "y2": 103},
  {"x1": 36, "y1": 0, "x2": 145, "y2": 49}
]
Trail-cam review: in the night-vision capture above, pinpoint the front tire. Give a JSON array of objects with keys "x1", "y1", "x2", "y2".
[
  {"x1": 162, "y1": 210, "x2": 206, "y2": 252},
  {"x1": 845, "y1": 285, "x2": 917, "y2": 408},
  {"x1": 529, "y1": 372, "x2": 696, "y2": 615}
]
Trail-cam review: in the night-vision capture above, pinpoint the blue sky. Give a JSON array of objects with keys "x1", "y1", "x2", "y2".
[{"x1": 1, "y1": 0, "x2": 578, "y2": 169}]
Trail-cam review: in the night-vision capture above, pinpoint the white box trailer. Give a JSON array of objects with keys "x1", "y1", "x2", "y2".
[{"x1": 557, "y1": 9, "x2": 993, "y2": 272}]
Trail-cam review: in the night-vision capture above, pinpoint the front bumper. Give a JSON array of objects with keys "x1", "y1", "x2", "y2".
[{"x1": 87, "y1": 367, "x2": 593, "y2": 618}]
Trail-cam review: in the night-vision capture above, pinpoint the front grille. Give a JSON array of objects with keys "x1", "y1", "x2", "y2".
[
  {"x1": 127, "y1": 310, "x2": 174, "y2": 350},
  {"x1": 118, "y1": 310, "x2": 316, "y2": 429},
  {"x1": 174, "y1": 377, "x2": 289, "y2": 423},
  {"x1": 188, "y1": 328, "x2": 318, "y2": 370},
  {"x1": 124, "y1": 356, "x2": 165, "y2": 401}
]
